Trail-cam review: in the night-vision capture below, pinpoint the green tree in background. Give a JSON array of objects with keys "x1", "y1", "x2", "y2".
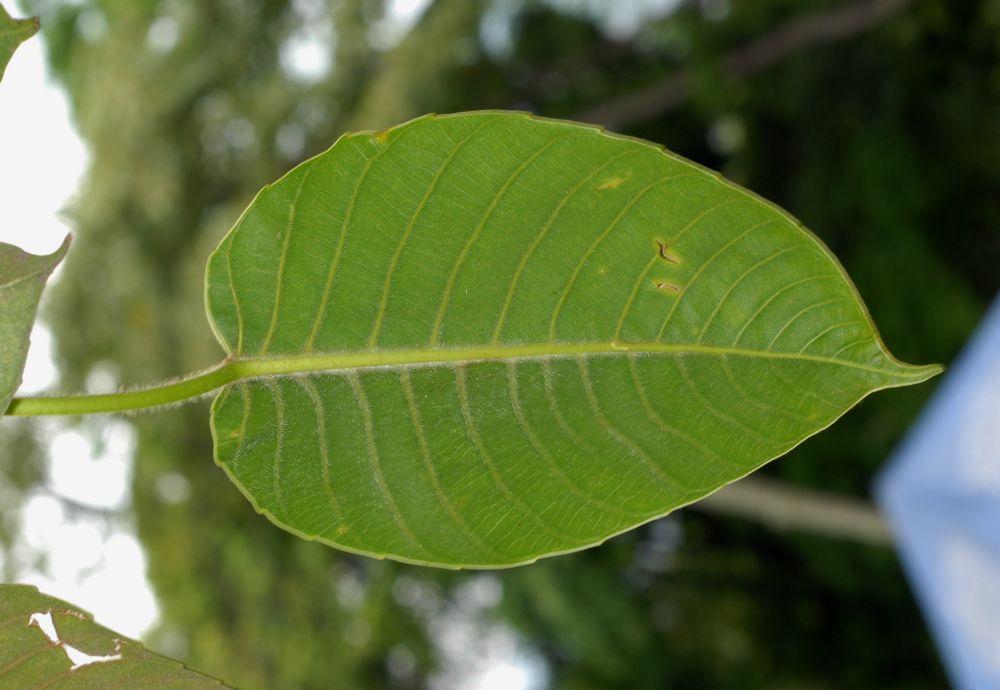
[{"x1": 4, "y1": 0, "x2": 998, "y2": 687}]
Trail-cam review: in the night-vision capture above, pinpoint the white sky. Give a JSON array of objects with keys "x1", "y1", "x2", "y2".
[
  {"x1": 0, "y1": 26, "x2": 82, "y2": 254},
  {"x1": 1, "y1": 28, "x2": 159, "y2": 639}
]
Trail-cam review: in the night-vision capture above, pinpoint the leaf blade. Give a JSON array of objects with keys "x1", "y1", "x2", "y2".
[
  {"x1": 206, "y1": 112, "x2": 939, "y2": 567},
  {"x1": 0, "y1": 3, "x2": 38, "y2": 82},
  {"x1": 0, "y1": 237, "x2": 70, "y2": 414}
]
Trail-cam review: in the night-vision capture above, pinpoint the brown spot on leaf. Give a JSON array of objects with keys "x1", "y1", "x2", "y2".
[
  {"x1": 598, "y1": 176, "x2": 629, "y2": 190},
  {"x1": 655, "y1": 239, "x2": 679, "y2": 263}
]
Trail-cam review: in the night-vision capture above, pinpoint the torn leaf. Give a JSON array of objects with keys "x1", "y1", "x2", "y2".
[{"x1": 1, "y1": 585, "x2": 231, "y2": 688}]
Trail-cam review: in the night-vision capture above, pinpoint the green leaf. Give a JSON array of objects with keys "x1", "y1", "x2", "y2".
[
  {"x1": 0, "y1": 3, "x2": 38, "y2": 81},
  {"x1": 0, "y1": 584, "x2": 231, "y2": 687},
  {"x1": 206, "y1": 112, "x2": 939, "y2": 568},
  {"x1": 0, "y1": 237, "x2": 70, "y2": 414}
]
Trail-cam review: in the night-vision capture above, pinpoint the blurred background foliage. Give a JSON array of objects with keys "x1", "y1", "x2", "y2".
[{"x1": 2, "y1": 0, "x2": 999, "y2": 687}]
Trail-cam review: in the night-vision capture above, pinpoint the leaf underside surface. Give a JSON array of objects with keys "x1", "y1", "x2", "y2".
[
  {"x1": 0, "y1": 3, "x2": 38, "y2": 81},
  {"x1": 0, "y1": 584, "x2": 230, "y2": 688},
  {"x1": 206, "y1": 112, "x2": 939, "y2": 568},
  {"x1": 0, "y1": 238, "x2": 69, "y2": 414}
]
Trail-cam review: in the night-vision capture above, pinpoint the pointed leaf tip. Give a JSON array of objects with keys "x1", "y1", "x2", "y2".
[{"x1": 0, "y1": 236, "x2": 71, "y2": 414}]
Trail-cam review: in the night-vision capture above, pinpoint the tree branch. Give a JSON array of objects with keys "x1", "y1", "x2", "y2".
[
  {"x1": 37, "y1": 485, "x2": 126, "y2": 521},
  {"x1": 690, "y1": 476, "x2": 892, "y2": 545},
  {"x1": 575, "y1": 0, "x2": 914, "y2": 129}
]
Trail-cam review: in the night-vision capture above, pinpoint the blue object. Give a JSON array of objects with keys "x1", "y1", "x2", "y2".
[{"x1": 877, "y1": 294, "x2": 1000, "y2": 690}]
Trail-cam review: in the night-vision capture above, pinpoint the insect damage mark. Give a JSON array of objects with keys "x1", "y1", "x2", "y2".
[
  {"x1": 28, "y1": 611, "x2": 123, "y2": 671},
  {"x1": 652, "y1": 239, "x2": 680, "y2": 294},
  {"x1": 597, "y1": 175, "x2": 630, "y2": 190},
  {"x1": 655, "y1": 239, "x2": 679, "y2": 264}
]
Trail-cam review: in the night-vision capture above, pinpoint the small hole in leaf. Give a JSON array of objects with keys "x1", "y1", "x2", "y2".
[{"x1": 29, "y1": 612, "x2": 123, "y2": 671}]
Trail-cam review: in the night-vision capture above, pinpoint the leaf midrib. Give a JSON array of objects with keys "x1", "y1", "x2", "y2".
[
  {"x1": 5, "y1": 339, "x2": 936, "y2": 418},
  {"x1": 234, "y1": 341, "x2": 927, "y2": 379}
]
